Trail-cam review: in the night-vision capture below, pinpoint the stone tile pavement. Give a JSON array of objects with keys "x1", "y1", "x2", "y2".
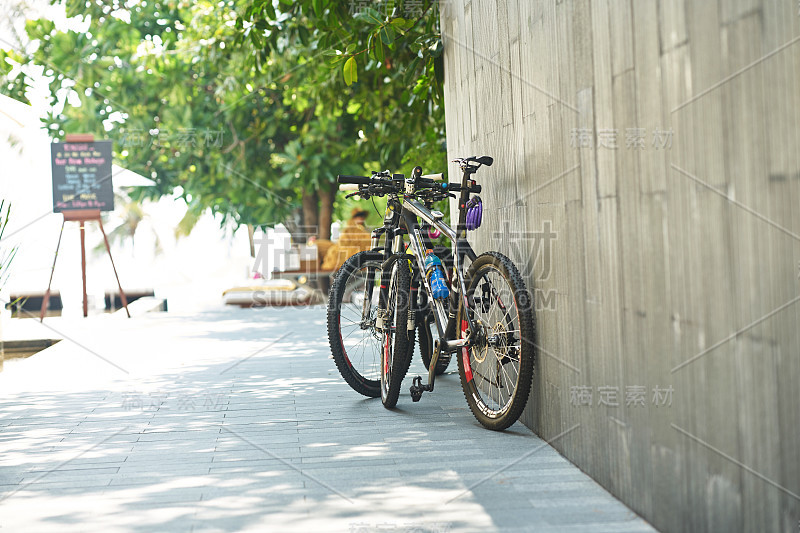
[{"x1": 0, "y1": 306, "x2": 657, "y2": 532}]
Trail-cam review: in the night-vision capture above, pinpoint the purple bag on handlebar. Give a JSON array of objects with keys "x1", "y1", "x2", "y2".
[{"x1": 465, "y1": 196, "x2": 483, "y2": 230}]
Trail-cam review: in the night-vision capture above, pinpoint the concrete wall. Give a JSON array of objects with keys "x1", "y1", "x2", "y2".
[{"x1": 440, "y1": 1, "x2": 800, "y2": 531}]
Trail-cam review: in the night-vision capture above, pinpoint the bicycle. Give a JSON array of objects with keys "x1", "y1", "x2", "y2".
[
  {"x1": 326, "y1": 173, "x2": 453, "y2": 400},
  {"x1": 328, "y1": 156, "x2": 536, "y2": 430}
]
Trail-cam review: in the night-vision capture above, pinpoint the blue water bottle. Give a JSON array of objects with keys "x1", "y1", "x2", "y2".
[{"x1": 424, "y1": 250, "x2": 450, "y2": 300}]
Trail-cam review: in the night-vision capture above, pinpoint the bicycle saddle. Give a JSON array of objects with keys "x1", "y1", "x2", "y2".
[
  {"x1": 469, "y1": 155, "x2": 493, "y2": 166},
  {"x1": 454, "y1": 155, "x2": 493, "y2": 168}
]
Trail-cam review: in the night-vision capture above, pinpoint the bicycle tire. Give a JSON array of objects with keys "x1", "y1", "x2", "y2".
[
  {"x1": 380, "y1": 258, "x2": 414, "y2": 408},
  {"x1": 456, "y1": 252, "x2": 535, "y2": 430},
  {"x1": 327, "y1": 251, "x2": 385, "y2": 397}
]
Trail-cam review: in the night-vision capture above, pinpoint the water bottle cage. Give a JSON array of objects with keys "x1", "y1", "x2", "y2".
[{"x1": 465, "y1": 196, "x2": 483, "y2": 230}]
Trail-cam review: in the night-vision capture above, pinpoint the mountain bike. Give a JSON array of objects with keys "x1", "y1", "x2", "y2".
[
  {"x1": 327, "y1": 174, "x2": 453, "y2": 400},
  {"x1": 328, "y1": 157, "x2": 536, "y2": 430}
]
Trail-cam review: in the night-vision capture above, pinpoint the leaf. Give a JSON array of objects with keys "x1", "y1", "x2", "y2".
[
  {"x1": 379, "y1": 25, "x2": 394, "y2": 45},
  {"x1": 373, "y1": 34, "x2": 384, "y2": 62},
  {"x1": 298, "y1": 26, "x2": 310, "y2": 45},
  {"x1": 343, "y1": 56, "x2": 357, "y2": 85},
  {"x1": 389, "y1": 17, "x2": 410, "y2": 30},
  {"x1": 403, "y1": 56, "x2": 420, "y2": 84},
  {"x1": 353, "y1": 7, "x2": 383, "y2": 25},
  {"x1": 312, "y1": 0, "x2": 323, "y2": 18},
  {"x1": 367, "y1": 33, "x2": 375, "y2": 60},
  {"x1": 434, "y1": 55, "x2": 444, "y2": 83},
  {"x1": 429, "y1": 39, "x2": 444, "y2": 58}
]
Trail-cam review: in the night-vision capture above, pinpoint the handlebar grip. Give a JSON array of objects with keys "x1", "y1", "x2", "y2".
[
  {"x1": 338, "y1": 184, "x2": 359, "y2": 191},
  {"x1": 421, "y1": 173, "x2": 443, "y2": 181},
  {"x1": 336, "y1": 174, "x2": 372, "y2": 185}
]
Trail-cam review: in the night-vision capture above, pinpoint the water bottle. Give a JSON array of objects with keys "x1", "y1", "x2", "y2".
[{"x1": 424, "y1": 250, "x2": 450, "y2": 300}]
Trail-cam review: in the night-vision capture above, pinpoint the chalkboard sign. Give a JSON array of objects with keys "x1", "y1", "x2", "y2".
[{"x1": 51, "y1": 141, "x2": 114, "y2": 212}]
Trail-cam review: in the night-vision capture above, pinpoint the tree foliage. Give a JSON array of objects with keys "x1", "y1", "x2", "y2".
[
  {"x1": 0, "y1": 0, "x2": 445, "y2": 233},
  {"x1": 234, "y1": 0, "x2": 446, "y2": 167}
]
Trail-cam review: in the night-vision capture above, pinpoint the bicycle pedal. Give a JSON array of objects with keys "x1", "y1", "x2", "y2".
[{"x1": 410, "y1": 376, "x2": 424, "y2": 402}]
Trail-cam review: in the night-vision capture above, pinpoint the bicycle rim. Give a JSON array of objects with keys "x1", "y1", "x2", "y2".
[
  {"x1": 330, "y1": 254, "x2": 384, "y2": 395},
  {"x1": 380, "y1": 265, "x2": 399, "y2": 403},
  {"x1": 461, "y1": 263, "x2": 527, "y2": 422}
]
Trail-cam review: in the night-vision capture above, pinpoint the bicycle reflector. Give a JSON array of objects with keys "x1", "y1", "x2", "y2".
[{"x1": 465, "y1": 196, "x2": 483, "y2": 230}]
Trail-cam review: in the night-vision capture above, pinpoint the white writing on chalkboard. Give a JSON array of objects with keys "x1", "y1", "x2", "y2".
[{"x1": 51, "y1": 141, "x2": 115, "y2": 212}]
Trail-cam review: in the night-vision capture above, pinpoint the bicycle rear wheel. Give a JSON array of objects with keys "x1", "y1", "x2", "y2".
[
  {"x1": 327, "y1": 251, "x2": 385, "y2": 397},
  {"x1": 457, "y1": 252, "x2": 535, "y2": 430},
  {"x1": 380, "y1": 258, "x2": 414, "y2": 408}
]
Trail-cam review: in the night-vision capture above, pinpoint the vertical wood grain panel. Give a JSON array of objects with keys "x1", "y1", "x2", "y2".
[{"x1": 440, "y1": 1, "x2": 800, "y2": 531}]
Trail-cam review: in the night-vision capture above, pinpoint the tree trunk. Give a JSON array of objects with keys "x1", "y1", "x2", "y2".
[
  {"x1": 246, "y1": 224, "x2": 255, "y2": 257},
  {"x1": 301, "y1": 190, "x2": 319, "y2": 238},
  {"x1": 318, "y1": 184, "x2": 336, "y2": 241}
]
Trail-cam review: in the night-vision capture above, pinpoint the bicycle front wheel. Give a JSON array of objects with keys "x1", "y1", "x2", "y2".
[
  {"x1": 457, "y1": 252, "x2": 535, "y2": 430},
  {"x1": 327, "y1": 251, "x2": 385, "y2": 397},
  {"x1": 380, "y1": 258, "x2": 414, "y2": 408}
]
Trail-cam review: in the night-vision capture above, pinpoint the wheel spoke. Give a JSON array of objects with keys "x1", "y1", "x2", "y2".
[
  {"x1": 463, "y1": 264, "x2": 529, "y2": 416},
  {"x1": 329, "y1": 255, "x2": 387, "y2": 395}
]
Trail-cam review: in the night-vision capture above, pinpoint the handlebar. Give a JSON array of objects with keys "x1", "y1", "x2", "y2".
[
  {"x1": 336, "y1": 173, "x2": 480, "y2": 197},
  {"x1": 417, "y1": 178, "x2": 481, "y2": 194},
  {"x1": 336, "y1": 174, "x2": 374, "y2": 185}
]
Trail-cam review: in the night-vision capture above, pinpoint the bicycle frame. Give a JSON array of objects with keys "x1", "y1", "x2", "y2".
[
  {"x1": 399, "y1": 199, "x2": 477, "y2": 390},
  {"x1": 402, "y1": 162, "x2": 485, "y2": 391},
  {"x1": 350, "y1": 163, "x2": 483, "y2": 392}
]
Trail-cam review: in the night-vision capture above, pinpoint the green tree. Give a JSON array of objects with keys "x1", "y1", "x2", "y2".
[
  {"x1": 0, "y1": 0, "x2": 445, "y2": 238},
  {"x1": 235, "y1": 0, "x2": 446, "y2": 169}
]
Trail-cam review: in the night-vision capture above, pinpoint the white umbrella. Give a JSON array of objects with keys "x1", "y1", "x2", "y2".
[
  {"x1": 111, "y1": 164, "x2": 155, "y2": 189},
  {"x1": 0, "y1": 94, "x2": 32, "y2": 129}
]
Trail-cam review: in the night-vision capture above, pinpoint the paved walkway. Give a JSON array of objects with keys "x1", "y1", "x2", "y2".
[{"x1": 0, "y1": 306, "x2": 656, "y2": 532}]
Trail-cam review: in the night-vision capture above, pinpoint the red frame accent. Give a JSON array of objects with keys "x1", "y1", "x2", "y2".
[{"x1": 461, "y1": 319, "x2": 473, "y2": 382}]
